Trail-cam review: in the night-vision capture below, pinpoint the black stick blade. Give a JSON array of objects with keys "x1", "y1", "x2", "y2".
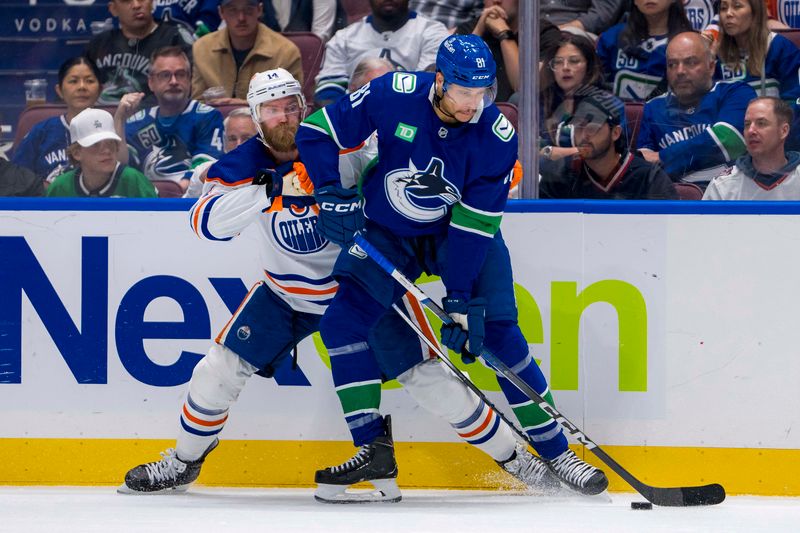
[{"x1": 639, "y1": 483, "x2": 726, "y2": 507}]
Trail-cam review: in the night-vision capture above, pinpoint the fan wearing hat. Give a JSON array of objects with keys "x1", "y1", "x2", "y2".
[
  {"x1": 540, "y1": 87, "x2": 677, "y2": 199},
  {"x1": 47, "y1": 108, "x2": 157, "y2": 198}
]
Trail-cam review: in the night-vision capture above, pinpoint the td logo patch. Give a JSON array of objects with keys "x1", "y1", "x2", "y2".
[{"x1": 394, "y1": 122, "x2": 417, "y2": 143}]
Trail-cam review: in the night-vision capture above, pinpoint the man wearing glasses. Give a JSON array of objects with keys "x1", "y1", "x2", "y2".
[
  {"x1": 125, "y1": 46, "x2": 224, "y2": 190},
  {"x1": 86, "y1": 0, "x2": 195, "y2": 106},
  {"x1": 540, "y1": 88, "x2": 677, "y2": 199}
]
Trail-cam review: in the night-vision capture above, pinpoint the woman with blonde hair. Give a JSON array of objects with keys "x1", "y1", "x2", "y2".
[{"x1": 717, "y1": 0, "x2": 800, "y2": 99}]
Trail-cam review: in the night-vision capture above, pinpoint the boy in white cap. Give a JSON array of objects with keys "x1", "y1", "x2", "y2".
[{"x1": 47, "y1": 108, "x2": 157, "y2": 198}]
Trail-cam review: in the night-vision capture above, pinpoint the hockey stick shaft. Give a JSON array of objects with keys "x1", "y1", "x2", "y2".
[
  {"x1": 354, "y1": 234, "x2": 725, "y2": 507},
  {"x1": 390, "y1": 303, "x2": 539, "y2": 452}
]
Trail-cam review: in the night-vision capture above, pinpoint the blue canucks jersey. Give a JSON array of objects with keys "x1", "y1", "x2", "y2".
[
  {"x1": 597, "y1": 23, "x2": 668, "y2": 102},
  {"x1": 126, "y1": 100, "x2": 224, "y2": 183},
  {"x1": 12, "y1": 115, "x2": 71, "y2": 182},
  {"x1": 716, "y1": 33, "x2": 800, "y2": 101},
  {"x1": 153, "y1": 0, "x2": 217, "y2": 33},
  {"x1": 638, "y1": 81, "x2": 755, "y2": 181},
  {"x1": 297, "y1": 70, "x2": 517, "y2": 296}
]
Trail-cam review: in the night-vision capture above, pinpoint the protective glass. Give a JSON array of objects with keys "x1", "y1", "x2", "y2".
[{"x1": 258, "y1": 100, "x2": 302, "y2": 122}]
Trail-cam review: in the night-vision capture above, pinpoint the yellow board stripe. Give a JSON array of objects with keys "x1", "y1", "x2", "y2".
[{"x1": 1, "y1": 439, "x2": 799, "y2": 496}]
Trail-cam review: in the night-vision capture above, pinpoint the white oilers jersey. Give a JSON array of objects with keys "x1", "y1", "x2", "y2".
[
  {"x1": 314, "y1": 12, "x2": 449, "y2": 99},
  {"x1": 189, "y1": 135, "x2": 375, "y2": 314},
  {"x1": 703, "y1": 158, "x2": 800, "y2": 200}
]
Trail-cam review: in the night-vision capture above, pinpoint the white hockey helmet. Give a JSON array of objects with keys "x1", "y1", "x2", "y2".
[{"x1": 247, "y1": 68, "x2": 306, "y2": 144}]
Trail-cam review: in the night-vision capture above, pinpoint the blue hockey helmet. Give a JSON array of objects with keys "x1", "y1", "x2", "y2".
[{"x1": 436, "y1": 34, "x2": 497, "y2": 89}]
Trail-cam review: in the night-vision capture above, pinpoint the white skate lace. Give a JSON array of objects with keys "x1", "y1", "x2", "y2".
[
  {"x1": 329, "y1": 444, "x2": 372, "y2": 474},
  {"x1": 144, "y1": 448, "x2": 188, "y2": 483},
  {"x1": 504, "y1": 445, "x2": 549, "y2": 485},
  {"x1": 549, "y1": 450, "x2": 597, "y2": 488}
]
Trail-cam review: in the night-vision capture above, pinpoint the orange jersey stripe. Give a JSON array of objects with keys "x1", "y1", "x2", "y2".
[
  {"x1": 205, "y1": 176, "x2": 254, "y2": 187},
  {"x1": 265, "y1": 271, "x2": 338, "y2": 295},
  {"x1": 192, "y1": 194, "x2": 217, "y2": 238},
  {"x1": 183, "y1": 405, "x2": 228, "y2": 427},
  {"x1": 339, "y1": 141, "x2": 366, "y2": 155},
  {"x1": 459, "y1": 409, "x2": 495, "y2": 439}
]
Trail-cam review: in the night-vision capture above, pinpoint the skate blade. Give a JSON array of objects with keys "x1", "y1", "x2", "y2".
[
  {"x1": 116, "y1": 482, "x2": 191, "y2": 495},
  {"x1": 314, "y1": 478, "x2": 402, "y2": 504}
]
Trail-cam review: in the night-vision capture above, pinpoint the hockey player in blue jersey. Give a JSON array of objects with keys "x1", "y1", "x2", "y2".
[
  {"x1": 296, "y1": 34, "x2": 609, "y2": 498},
  {"x1": 638, "y1": 32, "x2": 756, "y2": 186},
  {"x1": 119, "y1": 68, "x2": 561, "y2": 501}
]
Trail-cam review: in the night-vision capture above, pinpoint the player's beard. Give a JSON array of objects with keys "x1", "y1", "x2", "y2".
[{"x1": 263, "y1": 122, "x2": 299, "y2": 152}]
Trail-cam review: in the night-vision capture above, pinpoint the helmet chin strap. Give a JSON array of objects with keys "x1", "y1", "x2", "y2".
[{"x1": 433, "y1": 82, "x2": 459, "y2": 121}]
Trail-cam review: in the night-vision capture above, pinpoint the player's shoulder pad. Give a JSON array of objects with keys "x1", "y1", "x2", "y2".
[
  {"x1": 389, "y1": 71, "x2": 419, "y2": 94},
  {"x1": 205, "y1": 137, "x2": 264, "y2": 186}
]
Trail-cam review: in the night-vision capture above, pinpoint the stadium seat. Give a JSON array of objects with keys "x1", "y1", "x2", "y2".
[
  {"x1": 495, "y1": 102, "x2": 519, "y2": 130},
  {"x1": 12, "y1": 104, "x2": 116, "y2": 154},
  {"x1": 624, "y1": 102, "x2": 645, "y2": 150},
  {"x1": 339, "y1": 0, "x2": 371, "y2": 24},
  {"x1": 674, "y1": 182, "x2": 704, "y2": 200},
  {"x1": 152, "y1": 180, "x2": 185, "y2": 198},
  {"x1": 283, "y1": 32, "x2": 325, "y2": 106},
  {"x1": 775, "y1": 29, "x2": 800, "y2": 49}
]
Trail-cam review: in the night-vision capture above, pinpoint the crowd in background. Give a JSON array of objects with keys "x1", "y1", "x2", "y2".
[{"x1": 3, "y1": 0, "x2": 800, "y2": 201}]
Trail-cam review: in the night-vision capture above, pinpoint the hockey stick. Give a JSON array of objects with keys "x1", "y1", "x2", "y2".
[
  {"x1": 355, "y1": 234, "x2": 726, "y2": 507},
  {"x1": 390, "y1": 302, "x2": 545, "y2": 456}
]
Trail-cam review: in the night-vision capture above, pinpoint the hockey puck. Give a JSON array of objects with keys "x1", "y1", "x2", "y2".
[{"x1": 631, "y1": 501, "x2": 653, "y2": 510}]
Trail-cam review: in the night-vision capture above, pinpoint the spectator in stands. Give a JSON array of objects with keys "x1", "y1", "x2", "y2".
[
  {"x1": 539, "y1": 33, "x2": 604, "y2": 163},
  {"x1": 638, "y1": 32, "x2": 756, "y2": 188},
  {"x1": 261, "y1": 0, "x2": 338, "y2": 42},
  {"x1": 457, "y1": 2, "x2": 561, "y2": 102},
  {"x1": 348, "y1": 57, "x2": 395, "y2": 92},
  {"x1": 153, "y1": 0, "x2": 220, "y2": 38},
  {"x1": 541, "y1": 0, "x2": 624, "y2": 39},
  {"x1": 12, "y1": 56, "x2": 142, "y2": 184},
  {"x1": 192, "y1": 0, "x2": 304, "y2": 105},
  {"x1": 704, "y1": 97, "x2": 800, "y2": 199},
  {"x1": 86, "y1": 0, "x2": 195, "y2": 106},
  {"x1": 184, "y1": 107, "x2": 258, "y2": 197},
  {"x1": 126, "y1": 46, "x2": 224, "y2": 191},
  {"x1": 0, "y1": 159, "x2": 43, "y2": 197},
  {"x1": 409, "y1": 0, "x2": 483, "y2": 30},
  {"x1": 596, "y1": 0, "x2": 693, "y2": 102},
  {"x1": 541, "y1": 89, "x2": 677, "y2": 199},
  {"x1": 47, "y1": 108, "x2": 156, "y2": 198},
  {"x1": 314, "y1": 0, "x2": 449, "y2": 106},
  {"x1": 717, "y1": 0, "x2": 800, "y2": 101}
]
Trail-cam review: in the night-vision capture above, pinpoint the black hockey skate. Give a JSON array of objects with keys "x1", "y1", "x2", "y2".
[
  {"x1": 117, "y1": 439, "x2": 219, "y2": 494},
  {"x1": 546, "y1": 448, "x2": 608, "y2": 496},
  {"x1": 314, "y1": 415, "x2": 401, "y2": 504},
  {"x1": 498, "y1": 442, "x2": 561, "y2": 494}
]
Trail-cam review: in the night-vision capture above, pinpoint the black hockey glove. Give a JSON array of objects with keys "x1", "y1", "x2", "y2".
[{"x1": 253, "y1": 161, "x2": 294, "y2": 199}]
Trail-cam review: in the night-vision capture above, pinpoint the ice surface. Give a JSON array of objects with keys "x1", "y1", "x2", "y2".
[{"x1": 1, "y1": 487, "x2": 798, "y2": 533}]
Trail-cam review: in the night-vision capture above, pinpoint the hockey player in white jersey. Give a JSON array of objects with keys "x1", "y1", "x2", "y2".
[{"x1": 118, "y1": 68, "x2": 560, "y2": 501}]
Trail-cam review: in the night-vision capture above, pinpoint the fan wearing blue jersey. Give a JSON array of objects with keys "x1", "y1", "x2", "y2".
[
  {"x1": 296, "y1": 34, "x2": 609, "y2": 498},
  {"x1": 716, "y1": 0, "x2": 800, "y2": 101},
  {"x1": 638, "y1": 32, "x2": 756, "y2": 187},
  {"x1": 596, "y1": 0, "x2": 693, "y2": 101},
  {"x1": 125, "y1": 46, "x2": 224, "y2": 192},
  {"x1": 118, "y1": 68, "x2": 557, "y2": 501}
]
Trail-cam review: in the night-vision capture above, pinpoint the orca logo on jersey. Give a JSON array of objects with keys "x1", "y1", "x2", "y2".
[
  {"x1": 142, "y1": 136, "x2": 192, "y2": 181},
  {"x1": 270, "y1": 201, "x2": 328, "y2": 255},
  {"x1": 384, "y1": 157, "x2": 461, "y2": 223}
]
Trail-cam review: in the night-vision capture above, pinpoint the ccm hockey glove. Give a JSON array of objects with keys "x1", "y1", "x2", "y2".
[
  {"x1": 314, "y1": 185, "x2": 365, "y2": 247},
  {"x1": 440, "y1": 296, "x2": 486, "y2": 362}
]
